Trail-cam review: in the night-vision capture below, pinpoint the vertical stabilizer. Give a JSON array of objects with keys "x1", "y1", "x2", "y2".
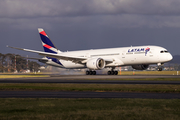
[{"x1": 38, "y1": 28, "x2": 61, "y2": 53}]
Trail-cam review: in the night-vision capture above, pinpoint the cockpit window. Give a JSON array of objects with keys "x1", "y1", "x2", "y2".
[{"x1": 160, "y1": 50, "x2": 169, "y2": 53}]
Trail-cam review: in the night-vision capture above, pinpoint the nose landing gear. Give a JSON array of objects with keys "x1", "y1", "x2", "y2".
[
  {"x1": 157, "y1": 63, "x2": 164, "y2": 71},
  {"x1": 157, "y1": 67, "x2": 163, "y2": 71}
]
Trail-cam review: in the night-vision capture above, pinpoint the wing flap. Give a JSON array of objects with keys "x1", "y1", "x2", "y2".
[{"x1": 25, "y1": 57, "x2": 49, "y2": 63}]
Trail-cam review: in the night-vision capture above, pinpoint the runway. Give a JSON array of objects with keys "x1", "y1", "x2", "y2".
[
  {"x1": 1, "y1": 79, "x2": 180, "y2": 84},
  {"x1": 0, "y1": 75, "x2": 180, "y2": 84},
  {"x1": 0, "y1": 91, "x2": 180, "y2": 99},
  {"x1": 0, "y1": 75, "x2": 180, "y2": 99}
]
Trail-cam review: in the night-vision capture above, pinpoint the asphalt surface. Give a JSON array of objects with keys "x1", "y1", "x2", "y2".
[
  {"x1": 0, "y1": 75, "x2": 180, "y2": 99},
  {"x1": 1, "y1": 79, "x2": 180, "y2": 84},
  {"x1": 0, "y1": 91, "x2": 180, "y2": 99},
  {"x1": 0, "y1": 75, "x2": 180, "y2": 84}
]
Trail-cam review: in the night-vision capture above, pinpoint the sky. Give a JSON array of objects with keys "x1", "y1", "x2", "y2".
[{"x1": 1, "y1": 0, "x2": 180, "y2": 56}]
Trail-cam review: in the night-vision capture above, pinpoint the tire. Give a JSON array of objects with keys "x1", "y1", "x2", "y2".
[
  {"x1": 86, "y1": 71, "x2": 90, "y2": 75},
  {"x1": 114, "y1": 71, "x2": 118, "y2": 75},
  {"x1": 90, "y1": 71, "x2": 93, "y2": 75},
  {"x1": 158, "y1": 68, "x2": 163, "y2": 71},
  {"x1": 108, "y1": 71, "x2": 111, "y2": 75},
  {"x1": 92, "y1": 71, "x2": 96, "y2": 75}
]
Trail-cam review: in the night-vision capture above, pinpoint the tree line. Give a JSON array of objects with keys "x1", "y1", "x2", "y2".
[{"x1": 0, "y1": 53, "x2": 40, "y2": 72}]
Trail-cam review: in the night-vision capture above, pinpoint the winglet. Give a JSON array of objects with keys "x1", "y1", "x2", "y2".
[{"x1": 7, "y1": 45, "x2": 24, "y2": 51}]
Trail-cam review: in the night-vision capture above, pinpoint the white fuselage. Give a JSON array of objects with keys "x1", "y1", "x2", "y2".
[{"x1": 46, "y1": 45, "x2": 173, "y2": 69}]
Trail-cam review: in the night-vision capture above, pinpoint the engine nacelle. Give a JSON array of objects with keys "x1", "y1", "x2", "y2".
[
  {"x1": 132, "y1": 64, "x2": 149, "y2": 70},
  {"x1": 86, "y1": 58, "x2": 105, "y2": 70}
]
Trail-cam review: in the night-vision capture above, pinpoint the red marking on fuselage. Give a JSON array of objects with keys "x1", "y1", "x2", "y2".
[
  {"x1": 43, "y1": 44, "x2": 52, "y2": 49},
  {"x1": 40, "y1": 31, "x2": 47, "y2": 36},
  {"x1": 145, "y1": 47, "x2": 150, "y2": 51}
]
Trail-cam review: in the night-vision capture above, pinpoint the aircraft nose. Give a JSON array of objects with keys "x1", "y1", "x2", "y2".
[{"x1": 167, "y1": 54, "x2": 173, "y2": 61}]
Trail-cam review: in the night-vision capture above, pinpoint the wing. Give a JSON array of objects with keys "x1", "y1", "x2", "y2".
[
  {"x1": 7, "y1": 46, "x2": 114, "y2": 65},
  {"x1": 7, "y1": 46, "x2": 88, "y2": 63}
]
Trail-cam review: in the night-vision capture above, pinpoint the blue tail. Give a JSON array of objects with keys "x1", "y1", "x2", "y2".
[
  {"x1": 38, "y1": 28, "x2": 63, "y2": 67},
  {"x1": 38, "y1": 28, "x2": 60, "y2": 54}
]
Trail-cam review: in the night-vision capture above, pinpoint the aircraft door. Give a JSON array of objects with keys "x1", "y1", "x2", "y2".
[
  {"x1": 148, "y1": 49, "x2": 160, "y2": 63},
  {"x1": 149, "y1": 49, "x2": 154, "y2": 57},
  {"x1": 121, "y1": 51, "x2": 125, "y2": 59}
]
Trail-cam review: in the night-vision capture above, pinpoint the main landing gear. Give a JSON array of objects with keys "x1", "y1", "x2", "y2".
[
  {"x1": 86, "y1": 69, "x2": 119, "y2": 75},
  {"x1": 107, "y1": 70, "x2": 118, "y2": 75},
  {"x1": 86, "y1": 70, "x2": 96, "y2": 75},
  {"x1": 107, "y1": 67, "x2": 118, "y2": 75}
]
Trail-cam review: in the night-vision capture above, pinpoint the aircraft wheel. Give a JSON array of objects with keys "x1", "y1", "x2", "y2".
[
  {"x1": 92, "y1": 71, "x2": 96, "y2": 75},
  {"x1": 158, "y1": 68, "x2": 163, "y2": 71},
  {"x1": 86, "y1": 71, "x2": 97, "y2": 75},
  {"x1": 89, "y1": 71, "x2": 93, "y2": 75},
  {"x1": 108, "y1": 71, "x2": 111, "y2": 75},
  {"x1": 114, "y1": 71, "x2": 118, "y2": 75},
  {"x1": 108, "y1": 71, "x2": 118, "y2": 75},
  {"x1": 86, "y1": 71, "x2": 90, "y2": 75}
]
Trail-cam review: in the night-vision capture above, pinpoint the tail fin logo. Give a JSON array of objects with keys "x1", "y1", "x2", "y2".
[
  {"x1": 39, "y1": 31, "x2": 48, "y2": 37},
  {"x1": 38, "y1": 28, "x2": 58, "y2": 54}
]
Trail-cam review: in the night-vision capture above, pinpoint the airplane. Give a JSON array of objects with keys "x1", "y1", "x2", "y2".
[{"x1": 8, "y1": 28, "x2": 173, "y2": 75}]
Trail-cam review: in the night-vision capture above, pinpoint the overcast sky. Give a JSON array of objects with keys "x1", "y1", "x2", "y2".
[{"x1": 1, "y1": 0, "x2": 180, "y2": 56}]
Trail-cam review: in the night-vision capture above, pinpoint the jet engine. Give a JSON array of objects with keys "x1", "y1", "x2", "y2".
[
  {"x1": 132, "y1": 64, "x2": 149, "y2": 70},
  {"x1": 86, "y1": 58, "x2": 105, "y2": 70}
]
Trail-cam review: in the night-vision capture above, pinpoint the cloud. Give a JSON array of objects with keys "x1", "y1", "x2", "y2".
[
  {"x1": 1, "y1": 0, "x2": 180, "y2": 18},
  {"x1": 1, "y1": 0, "x2": 180, "y2": 30},
  {"x1": 2, "y1": 14, "x2": 180, "y2": 30}
]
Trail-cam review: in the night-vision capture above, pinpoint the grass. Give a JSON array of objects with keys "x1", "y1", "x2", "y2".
[
  {"x1": 0, "y1": 83, "x2": 180, "y2": 93},
  {"x1": 84, "y1": 78, "x2": 180, "y2": 81},
  {"x1": 0, "y1": 75, "x2": 49, "y2": 78},
  {"x1": 0, "y1": 98, "x2": 179, "y2": 120},
  {"x1": 119, "y1": 71, "x2": 180, "y2": 75}
]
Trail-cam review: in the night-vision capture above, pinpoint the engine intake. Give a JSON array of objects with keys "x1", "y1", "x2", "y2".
[
  {"x1": 86, "y1": 58, "x2": 105, "y2": 70},
  {"x1": 132, "y1": 64, "x2": 149, "y2": 70}
]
